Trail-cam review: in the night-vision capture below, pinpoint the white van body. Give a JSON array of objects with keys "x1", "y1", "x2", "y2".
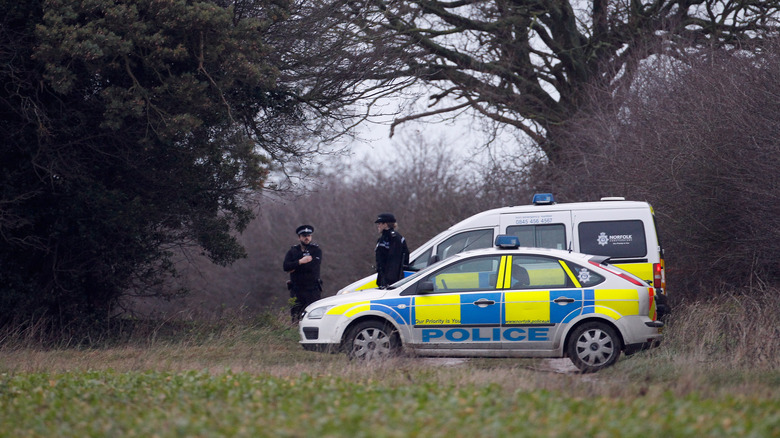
[{"x1": 338, "y1": 196, "x2": 667, "y2": 309}]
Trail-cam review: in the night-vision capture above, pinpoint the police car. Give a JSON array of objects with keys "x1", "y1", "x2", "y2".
[{"x1": 299, "y1": 235, "x2": 663, "y2": 372}]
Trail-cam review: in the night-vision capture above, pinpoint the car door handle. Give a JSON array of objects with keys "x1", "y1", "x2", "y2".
[
  {"x1": 553, "y1": 297, "x2": 575, "y2": 304},
  {"x1": 474, "y1": 298, "x2": 495, "y2": 307}
]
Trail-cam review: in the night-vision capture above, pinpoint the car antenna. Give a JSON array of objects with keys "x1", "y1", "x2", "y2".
[{"x1": 568, "y1": 241, "x2": 573, "y2": 253}]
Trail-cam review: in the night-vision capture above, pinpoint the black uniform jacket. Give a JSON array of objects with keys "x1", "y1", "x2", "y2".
[
  {"x1": 283, "y1": 243, "x2": 322, "y2": 292},
  {"x1": 375, "y1": 229, "x2": 409, "y2": 288}
]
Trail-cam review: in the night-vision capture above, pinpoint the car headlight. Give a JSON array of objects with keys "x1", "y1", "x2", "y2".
[{"x1": 306, "y1": 305, "x2": 332, "y2": 320}]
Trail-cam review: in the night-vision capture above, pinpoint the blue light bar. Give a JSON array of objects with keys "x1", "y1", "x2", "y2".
[
  {"x1": 495, "y1": 235, "x2": 520, "y2": 249},
  {"x1": 532, "y1": 193, "x2": 555, "y2": 205}
]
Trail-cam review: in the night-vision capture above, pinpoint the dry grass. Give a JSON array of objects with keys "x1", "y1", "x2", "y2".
[{"x1": 1, "y1": 288, "x2": 778, "y2": 402}]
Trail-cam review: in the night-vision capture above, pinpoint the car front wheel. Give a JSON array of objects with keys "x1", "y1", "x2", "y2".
[
  {"x1": 567, "y1": 322, "x2": 621, "y2": 373},
  {"x1": 344, "y1": 320, "x2": 400, "y2": 360}
]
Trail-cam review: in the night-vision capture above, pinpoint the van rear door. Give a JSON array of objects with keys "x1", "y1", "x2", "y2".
[
  {"x1": 499, "y1": 211, "x2": 572, "y2": 251},
  {"x1": 572, "y1": 208, "x2": 658, "y2": 288}
]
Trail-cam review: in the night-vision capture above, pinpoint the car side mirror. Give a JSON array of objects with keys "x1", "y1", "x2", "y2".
[{"x1": 417, "y1": 280, "x2": 434, "y2": 294}]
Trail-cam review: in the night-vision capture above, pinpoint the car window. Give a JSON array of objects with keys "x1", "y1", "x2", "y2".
[
  {"x1": 506, "y1": 224, "x2": 566, "y2": 250},
  {"x1": 408, "y1": 247, "x2": 432, "y2": 271},
  {"x1": 436, "y1": 229, "x2": 494, "y2": 261},
  {"x1": 562, "y1": 261, "x2": 605, "y2": 287},
  {"x1": 578, "y1": 220, "x2": 647, "y2": 258},
  {"x1": 510, "y1": 255, "x2": 575, "y2": 289},
  {"x1": 425, "y1": 255, "x2": 502, "y2": 293}
]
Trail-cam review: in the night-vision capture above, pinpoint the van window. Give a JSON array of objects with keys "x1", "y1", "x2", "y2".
[
  {"x1": 505, "y1": 224, "x2": 566, "y2": 250},
  {"x1": 436, "y1": 229, "x2": 494, "y2": 261},
  {"x1": 578, "y1": 220, "x2": 647, "y2": 258}
]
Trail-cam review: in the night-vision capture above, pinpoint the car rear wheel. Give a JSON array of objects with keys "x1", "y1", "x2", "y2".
[
  {"x1": 344, "y1": 320, "x2": 400, "y2": 360},
  {"x1": 567, "y1": 322, "x2": 621, "y2": 373}
]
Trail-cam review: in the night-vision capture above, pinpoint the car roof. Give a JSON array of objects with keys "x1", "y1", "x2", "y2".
[{"x1": 447, "y1": 245, "x2": 594, "y2": 262}]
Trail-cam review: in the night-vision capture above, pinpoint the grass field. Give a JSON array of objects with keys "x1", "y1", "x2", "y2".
[{"x1": 1, "y1": 293, "x2": 779, "y2": 437}]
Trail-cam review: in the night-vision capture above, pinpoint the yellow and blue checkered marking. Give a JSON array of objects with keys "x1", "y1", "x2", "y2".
[
  {"x1": 328, "y1": 289, "x2": 639, "y2": 328},
  {"x1": 412, "y1": 292, "x2": 502, "y2": 326}
]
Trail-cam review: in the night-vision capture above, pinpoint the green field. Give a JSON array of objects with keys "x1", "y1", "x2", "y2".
[{"x1": 1, "y1": 304, "x2": 779, "y2": 437}]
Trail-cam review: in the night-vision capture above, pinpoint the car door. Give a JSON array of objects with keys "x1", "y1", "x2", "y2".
[
  {"x1": 409, "y1": 255, "x2": 503, "y2": 349},
  {"x1": 500, "y1": 255, "x2": 585, "y2": 351}
]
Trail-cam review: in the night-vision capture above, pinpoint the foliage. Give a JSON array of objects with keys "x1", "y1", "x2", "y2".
[
  {"x1": 0, "y1": 0, "x2": 313, "y2": 327},
  {"x1": 0, "y1": 369, "x2": 778, "y2": 437},
  {"x1": 319, "y1": 0, "x2": 780, "y2": 163}
]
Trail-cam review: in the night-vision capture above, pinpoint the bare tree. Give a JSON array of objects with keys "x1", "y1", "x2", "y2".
[
  {"x1": 312, "y1": 0, "x2": 780, "y2": 164},
  {"x1": 539, "y1": 40, "x2": 780, "y2": 298}
]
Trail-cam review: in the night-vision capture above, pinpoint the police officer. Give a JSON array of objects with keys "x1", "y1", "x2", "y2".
[
  {"x1": 374, "y1": 213, "x2": 409, "y2": 288},
  {"x1": 283, "y1": 224, "x2": 322, "y2": 323}
]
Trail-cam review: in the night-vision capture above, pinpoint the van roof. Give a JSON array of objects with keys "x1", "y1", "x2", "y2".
[{"x1": 448, "y1": 199, "x2": 652, "y2": 231}]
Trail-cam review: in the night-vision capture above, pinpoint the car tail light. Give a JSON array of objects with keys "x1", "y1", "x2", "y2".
[{"x1": 653, "y1": 263, "x2": 663, "y2": 290}]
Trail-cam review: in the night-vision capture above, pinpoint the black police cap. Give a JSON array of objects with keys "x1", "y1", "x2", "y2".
[
  {"x1": 374, "y1": 213, "x2": 396, "y2": 223},
  {"x1": 296, "y1": 225, "x2": 314, "y2": 235}
]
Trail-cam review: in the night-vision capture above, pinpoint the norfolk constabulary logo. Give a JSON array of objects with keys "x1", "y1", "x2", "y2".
[
  {"x1": 597, "y1": 232, "x2": 609, "y2": 246},
  {"x1": 578, "y1": 268, "x2": 591, "y2": 283}
]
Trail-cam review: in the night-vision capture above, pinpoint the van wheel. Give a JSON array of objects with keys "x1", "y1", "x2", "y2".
[
  {"x1": 344, "y1": 320, "x2": 400, "y2": 360},
  {"x1": 567, "y1": 322, "x2": 621, "y2": 373}
]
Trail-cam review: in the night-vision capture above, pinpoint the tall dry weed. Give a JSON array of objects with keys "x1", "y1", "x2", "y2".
[{"x1": 662, "y1": 286, "x2": 780, "y2": 370}]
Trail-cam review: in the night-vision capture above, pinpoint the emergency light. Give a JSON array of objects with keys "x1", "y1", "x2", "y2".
[
  {"x1": 495, "y1": 235, "x2": 521, "y2": 249},
  {"x1": 532, "y1": 193, "x2": 555, "y2": 205}
]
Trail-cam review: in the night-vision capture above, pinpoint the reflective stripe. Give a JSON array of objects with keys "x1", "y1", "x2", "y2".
[
  {"x1": 502, "y1": 256, "x2": 512, "y2": 289},
  {"x1": 496, "y1": 256, "x2": 509, "y2": 289},
  {"x1": 326, "y1": 301, "x2": 370, "y2": 317}
]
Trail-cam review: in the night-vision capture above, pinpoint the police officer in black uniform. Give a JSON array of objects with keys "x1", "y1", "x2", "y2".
[
  {"x1": 283, "y1": 224, "x2": 322, "y2": 323},
  {"x1": 374, "y1": 213, "x2": 409, "y2": 288}
]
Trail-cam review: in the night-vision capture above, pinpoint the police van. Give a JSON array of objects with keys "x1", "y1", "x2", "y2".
[{"x1": 339, "y1": 194, "x2": 668, "y2": 317}]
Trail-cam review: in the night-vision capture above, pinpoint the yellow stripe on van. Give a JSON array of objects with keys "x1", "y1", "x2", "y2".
[
  {"x1": 593, "y1": 289, "x2": 639, "y2": 318},
  {"x1": 414, "y1": 294, "x2": 460, "y2": 325},
  {"x1": 504, "y1": 291, "x2": 550, "y2": 324},
  {"x1": 327, "y1": 301, "x2": 370, "y2": 317}
]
